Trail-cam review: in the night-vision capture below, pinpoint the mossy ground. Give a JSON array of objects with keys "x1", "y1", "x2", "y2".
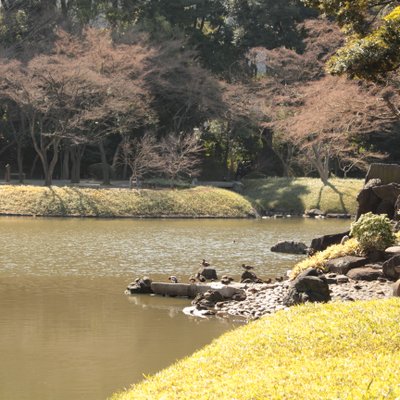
[
  {"x1": 0, "y1": 185, "x2": 254, "y2": 218},
  {"x1": 111, "y1": 299, "x2": 400, "y2": 400},
  {"x1": 243, "y1": 177, "x2": 363, "y2": 215}
]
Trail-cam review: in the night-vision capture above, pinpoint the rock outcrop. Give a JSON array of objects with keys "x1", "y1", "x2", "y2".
[
  {"x1": 325, "y1": 256, "x2": 368, "y2": 275},
  {"x1": 270, "y1": 241, "x2": 308, "y2": 255},
  {"x1": 283, "y1": 268, "x2": 331, "y2": 306},
  {"x1": 382, "y1": 255, "x2": 400, "y2": 281}
]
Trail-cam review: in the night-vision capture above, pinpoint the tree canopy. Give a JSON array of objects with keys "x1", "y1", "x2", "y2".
[{"x1": 303, "y1": 0, "x2": 400, "y2": 81}]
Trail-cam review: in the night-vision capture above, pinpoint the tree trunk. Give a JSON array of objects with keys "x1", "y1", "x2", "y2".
[
  {"x1": 98, "y1": 140, "x2": 110, "y2": 185},
  {"x1": 16, "y1": 141, "x2": 24, "y2": 183},
  {"x1": 61, "y1": 145, "x2": 70, "y2": 180},
  {"x1": 70, "y1": 144, "x2": 85, "y2": 184},
  {"x1": 43, "y1": 138, "x2": 60, "y2": 186},
  {"x1": 311, "y1": 144, "x2": 330, "y2": 185}
]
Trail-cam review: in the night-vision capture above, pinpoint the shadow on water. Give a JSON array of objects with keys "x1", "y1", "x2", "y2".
[{"x1": 244, "y1": 178, "x2": 310, "y2": 213}]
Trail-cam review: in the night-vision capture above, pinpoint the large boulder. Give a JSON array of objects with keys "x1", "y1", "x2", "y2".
[
  {"x1": 355, "y1": 187, "x2": 382, "y2": 220},
  {"x1": 346, "y1": 267, "x2": 383, "y2": 281},
  {"x1": 197, "y1": 267, "x2": 218, "y2": 280},
  {"x1": 283, "y1": 268, "x2": 331, "y2": 306},
  {"x1": 372, "y1": 183, "x2": 400, "y2": 203},
  {"x1": 270, "y1": 241, "x2": 308, "y2": 255},
  {"x1": 310, "y1": 231, "x2": 350, "y2": 252},
  {"x1": 325, "y1": 256, "x2": 368, "y2": 275},
  {"x1": 382, "y1": 255, "x2": 400, "y2": 281}
]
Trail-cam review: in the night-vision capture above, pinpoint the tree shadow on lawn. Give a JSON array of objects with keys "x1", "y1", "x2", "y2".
[
  {"x1": 314, "y1": 182, "x2": 348, "y2": 214},
  {"x1": 244, "y1": 179, "x2": 310, "y2": 214},
  {"x1": 46, "y1": 187, "x2": 109, "y2": 217}
]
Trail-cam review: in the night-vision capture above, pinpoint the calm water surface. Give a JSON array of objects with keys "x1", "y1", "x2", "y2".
[{"x1": 0, "y1": 217, "x2": 349, "y2": 400}]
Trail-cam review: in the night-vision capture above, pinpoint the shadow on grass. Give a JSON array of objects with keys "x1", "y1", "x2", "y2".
[
  {"x1": 46, "y1": 187, "x2": 112, "y2": 216},
  {"x1": 65, "y1": 187, "x2": 104, "y2": 216},
  {"x1": 47, "y1": 187, "x2": 68, "y2": 215},
  {"x1": 326, "y1": 182, "x2": 348, "y2": 213},
  {"x1": 243, "y1": 178, "x2": 310, "y2": 213}
]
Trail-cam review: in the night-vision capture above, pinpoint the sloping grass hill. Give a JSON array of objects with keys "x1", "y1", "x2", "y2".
[
  {"x1": 111, "y1": 299, "x2": 400, "y2": 400},
  {"x1": 0, "y1": 185, "x2": 255, "y2": 218},
  {"x1": 243, "y1": 177, "x2": 364, "y2": 215}
]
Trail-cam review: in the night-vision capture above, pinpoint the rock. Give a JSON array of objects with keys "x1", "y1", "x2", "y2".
[
  {"x1": 270, "y1": 241, "x2": 308, "y2": 255},
  {"x1": 372, "y1": 183, "x2": 400, "y2": 203},
  {"x1": 355, "y1": 187, "x2": 382, "y2": 220},
  {"x1": 337, "y1": 275, "x2": 350, "y2": 283},
  {"x1": 310, "y1": 231, "x2": 350, "y2": 252},
  {"x1": 346, "y1": 267, "x2": 383, "y2": 281},
  {"x1": 384, "y1": 246, "x2": 400, "y2": 258},
  {"x1": 376, "y1": 199, "x2": 395, "y2": 219},
  {"x1": 232, "y1": 292, "x2": 247, "y2": 301},
  {"x1": 283, "y1": 268, "x2": 331, "y2": 306},
  {"x1": 326, "y1": 213, "x2": 352, "y2": 219},
  {"x1": 197, "y1": 267, "x2": 218, "y2": 280},
  {"x1": 382, "y1": 255, "x2": 400, "y2": 281},
  {"x1": 365, "y1": 163, "x2": 400, "y2": 186},
  {"x1": 325, "y1": 256, "x2": 368, "y2": 275},
  {"x1": 126, "y1": 276, "x2": 153, "y2": 294},
  {"x1": 324, "y1": 273, "x2": 349, "y2": 284},
  {"x1": 393, "y1": 280, "x2": 400, "y2": 297},
  {"x1": 240, "y1": 270, "x2": 262, "y2": 283},
  {"x1": 305, "y1": 208, "x2": 325, "y2": 218},
  {"x1": 192, "y1": 290, "x2": 224, "y2": 310}
]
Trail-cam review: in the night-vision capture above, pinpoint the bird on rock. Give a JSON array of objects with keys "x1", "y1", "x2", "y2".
[
  {"x1": 189, "y1": 276, "x2": 197, "y2": 284},
  {"x1": 202, "y1": 259, "x2": 210, "y2": 267},
  {"x1": 241, "y1": 263, "x2": 254, "y2": 271},
  {"x1": 168, "y1": 276, "x2": 178, "y2": 283}
]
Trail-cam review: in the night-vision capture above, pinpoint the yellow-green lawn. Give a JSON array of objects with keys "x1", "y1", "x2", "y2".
[
  {"x1": 111, "y1": 299, "x2": 400, "y2": 400},
  {"x1": 243, "y1": 177, "x2": 363, "y2": 214},
  {"x1": 0, "y1": 185, "x2": 254, "y2": 218}
]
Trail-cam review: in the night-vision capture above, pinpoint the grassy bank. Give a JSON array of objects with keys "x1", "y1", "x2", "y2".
[
  {"x1": 0, "y1": 185, "x2": 255, "y2": 218},
  {"x1": 243, "y1": 177, "x2": 364, "y2": 215},
  {"x1": 111, "y1": 299, "x2": 400, "y2": 400}
]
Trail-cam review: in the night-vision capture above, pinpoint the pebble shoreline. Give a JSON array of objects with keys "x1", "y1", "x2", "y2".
[{"x1": 211, "y1": 279, "x2": 393, "y2": 320}]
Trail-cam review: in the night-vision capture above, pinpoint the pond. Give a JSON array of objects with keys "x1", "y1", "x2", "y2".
[{"x1": 0, "y1": 217, "x2": 350, "y2": 400}]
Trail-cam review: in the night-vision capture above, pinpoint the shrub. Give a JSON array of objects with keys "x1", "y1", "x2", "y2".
[{"x1": 350, "y1": 212, "x2": 395, "y2": 252}]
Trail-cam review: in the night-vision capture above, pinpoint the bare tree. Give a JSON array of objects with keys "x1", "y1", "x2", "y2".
[
  {"x1": 120, "y1": 133, "x2": 163, "y2": 189},
  {"x1": 160, "y1": 132, "x2": 203, "y2": 182}
]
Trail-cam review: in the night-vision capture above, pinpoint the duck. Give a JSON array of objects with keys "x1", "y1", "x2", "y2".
[
  {"x1": 202, "y1": 259, "x2": 210, "y2": 267},
  {"x1": 168, "y1": 276, "x2": 178, "y2": 283},
  {"x1": 189, "y1": 276, "x2": 197, "y2": 284},
  {"x1": 241, "y1": 263, "x2": 254, "y2": 271},
  {"x1": 197, "y1": 274, "x2": 206, "y2": 282},
  {"x1": 221, "y1": 275, "x2": 234, "y2": 285}
]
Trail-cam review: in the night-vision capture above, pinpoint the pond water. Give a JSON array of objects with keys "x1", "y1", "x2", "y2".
[{"x1": 0, "y1": 217, "x2": 349, "y2": 400}]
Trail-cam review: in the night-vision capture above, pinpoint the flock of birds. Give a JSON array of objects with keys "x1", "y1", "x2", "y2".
[{"x1": 167, "y1": 259, "x2": 284, "y2": 285}]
